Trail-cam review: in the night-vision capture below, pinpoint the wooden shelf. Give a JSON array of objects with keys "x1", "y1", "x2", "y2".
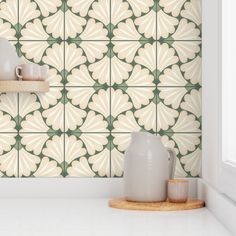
[
  {"x1": 109, "y1": 198, "x2": 205, "y2": 211},
  {"x1": 0, "y1": 81, "x2": 49, "y2": 92}
]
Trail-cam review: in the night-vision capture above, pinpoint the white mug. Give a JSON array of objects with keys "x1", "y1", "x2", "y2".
[{"x1": 16, "y1": 64, "x2": 47, "y2": 81}]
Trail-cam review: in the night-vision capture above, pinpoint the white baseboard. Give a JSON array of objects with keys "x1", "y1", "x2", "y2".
[
  {"x1": 198, "y1": 179, "x2": 236, "y2": 235},
  {"x1": 0, "y1": 178, "x2": 198, "y2": 199}
]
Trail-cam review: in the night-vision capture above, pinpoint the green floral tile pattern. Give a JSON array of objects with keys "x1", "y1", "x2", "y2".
[{"x1": 0, "y1": 0, "x2": 201, "y2": 177}]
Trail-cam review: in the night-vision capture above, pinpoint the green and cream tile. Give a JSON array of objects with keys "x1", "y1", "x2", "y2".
[
  {"x1": 157, "y1": 0, "x2": 201, "y2": 40},
  {"x1": 18, "y1": 40, "x2": 51, "y2": 65},
  {"x1": 0, "y1": 118, "x2": 18, "y2": 177},
  {"x1": 19, "y1": 133, "x2": 64, "y2": 177},
  {"x1": 66, "y1": 63, "x2": 107, "y2": 87},
  {"x1": 65, "y1": 133, "x2": 110, "y2": 177},
  {"x1": 19, "y1": 0, "x2": 63, "y2": 41},
  {"x1": 65, "y1": 41, "x2": 109, "y2": 86},
  {"x1": 0, "y1": 141, "x2": 18, "y2": 177},
  {"x1": 65, "y1": 87, "x2": 110, "y2": 132},
  {"x1": 111, "y1": 41, "x2": 157, "y2": 84},
  {"x1": 156, "y1": 87, "x2": 201, "y2": 132},
  {"x1": 156, "y1": 41, "x2": 201, "y2": 86},
  {"x1": 19, "y1": 0, "x2": 109, "y2": 42},
  {"x1": 110, "y1": 83, "x2": 201, "y2": 139},
  {"x1": 111, "y1": 40, "x2": 143, "y2": 65},
  {"x1": 19, "y1": 0, "x2": 109, "y2": 41},
  {"x1": 111, "y1": 41, "x2": 201, "y2": 87},
  {"x1": 0, "y1": 93, "x2": 18, "y2": 132},
  {"x1": 66, "y1": 0, "x2": 110, "y2": 40},
  {"x1": 18, "y1": 89, "x2": 64, "y2": 133},
  {"x1": 111, "y1": 87, "x2": 157, "y2": 133},
  {"x1": 110, "y1": 0, "x2": 201, "y2": 41},
  {"x1": 0, "y1": 0, "x2": 202, "y2": 178},
  {"x1": 0, "y1": 0, "x2": 18, "y2": 40},
  {"x1": 110, "y1": 87, "x2": 201, "y2": 134},
  {"x1": 111, "y1": 0, "x2": 156, "y2": 41}
]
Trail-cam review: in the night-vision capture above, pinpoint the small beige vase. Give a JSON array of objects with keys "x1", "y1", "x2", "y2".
[{"x1": 168, "y1": 179, "x2": 188, "y2": 203}]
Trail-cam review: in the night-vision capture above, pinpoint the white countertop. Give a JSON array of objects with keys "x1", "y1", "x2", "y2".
[{"x1": 0, "y1": 198, "x2": 232, "y2": 236}]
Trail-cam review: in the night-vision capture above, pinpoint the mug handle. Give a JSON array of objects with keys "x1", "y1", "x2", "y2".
[
  {"x1": 167, "y1": 148, "x2": 176, "y2": 179},
  {"x1": 15, "y1": 66, "x2": 23, "y2": 80}
]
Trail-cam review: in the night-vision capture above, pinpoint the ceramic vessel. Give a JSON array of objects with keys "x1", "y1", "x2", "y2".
[
  {"x1": 168, "y1": 179, "x2": 188, "y2": 203},
  {"x1": 16, "y1": 64, "x2": 48, "y2": 81},
  {"x1": 0, "y1": 38, "x2": 21, "y2": 80},
  {"x1": 124, "y1": 132, "x2": 176, "y2": 202}
]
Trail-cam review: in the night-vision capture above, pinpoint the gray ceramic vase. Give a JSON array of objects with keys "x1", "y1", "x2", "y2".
[{"x1": 124, "y1": 132, "x2": 176, "y2": 202}]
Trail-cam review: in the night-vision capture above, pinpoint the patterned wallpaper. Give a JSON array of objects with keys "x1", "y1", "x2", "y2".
[{"x1": 0, "y1": 0, "x2": 201, "y2": 177}]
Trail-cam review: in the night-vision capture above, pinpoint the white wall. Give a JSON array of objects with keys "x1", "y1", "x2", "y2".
[{"x1": 202, "y1": 0, "x2": 221, "y2": 188}]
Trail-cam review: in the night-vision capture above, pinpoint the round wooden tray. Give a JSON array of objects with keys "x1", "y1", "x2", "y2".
[{"x1": 109, "y1": 198, "x2": 205, "y2": 211}]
